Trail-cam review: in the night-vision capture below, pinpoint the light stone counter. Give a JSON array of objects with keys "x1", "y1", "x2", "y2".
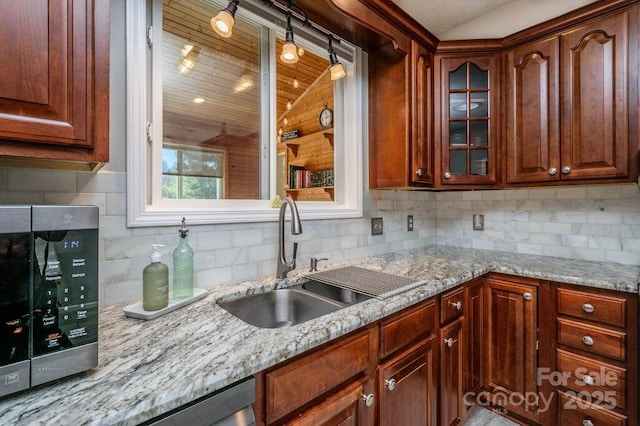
[{"x1": 1, "y1": 246, "x2": 638, "y2": 425}]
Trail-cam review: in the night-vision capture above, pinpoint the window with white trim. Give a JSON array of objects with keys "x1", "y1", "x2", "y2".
[{"x1": 126, "y1": 0, "x2": 365, "y2": 226}]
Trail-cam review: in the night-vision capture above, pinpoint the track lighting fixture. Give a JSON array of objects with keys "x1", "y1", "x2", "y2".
[
  {"x1": 211, "y1": 0, "x2": 239, "y2": 38},
  {"x1": 212, "y1": 0, "x2": 345, "y2": 69},
  {"x1": 328, "y1": 37, "x2": 346, "y2": 81}
]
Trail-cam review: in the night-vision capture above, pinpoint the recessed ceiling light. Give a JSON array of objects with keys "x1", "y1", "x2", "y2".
[{"x1": 193, "y1": 97, "x2": 205, "y2": 104}]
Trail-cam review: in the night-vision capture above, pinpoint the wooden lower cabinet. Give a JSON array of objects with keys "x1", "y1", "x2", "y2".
[
  {"x1": 484, "y1": 275, "x2": 539, "y2": 423},
  {"x1": 440, "y1": 317, "x2": 464, "y2": 426},
  {"x1": 463, "y1": 278, "x2": 484, "y2": 412},
  {"x1": 378, "y1": 338, "x2": 436, "y2": 425},
  {"x1": 285, "y1": 379, "x2": 369, "y2": 426}
]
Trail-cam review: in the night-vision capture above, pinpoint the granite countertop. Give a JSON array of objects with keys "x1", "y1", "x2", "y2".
[{"x1": 1, "y1": 246, "x2": 638, "y2": 425}]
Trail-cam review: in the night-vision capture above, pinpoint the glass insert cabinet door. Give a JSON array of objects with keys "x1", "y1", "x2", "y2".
[{"x1": 440, "y1": 56, "x2": 498, "y2": 185}]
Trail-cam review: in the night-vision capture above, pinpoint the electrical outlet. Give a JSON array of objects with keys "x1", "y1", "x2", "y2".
[
  {"x1": 407, "y1": 215, "x2": 414, "y2": 231},
  {"x1": 473, "y1": 214, "x2": 484, "y2": 231},
  {"x1": 371, "y1": 217, "x2": 383, "y2": 235}
]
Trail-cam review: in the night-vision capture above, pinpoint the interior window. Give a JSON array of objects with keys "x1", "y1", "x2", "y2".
[{"x1": 126, "y1": 0, "x2": 364, "y2": 225}]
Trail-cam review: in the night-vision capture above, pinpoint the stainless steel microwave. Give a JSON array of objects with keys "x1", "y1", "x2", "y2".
[{"x1": 0, "y1": 205, "x2": 99, "y2": 397}]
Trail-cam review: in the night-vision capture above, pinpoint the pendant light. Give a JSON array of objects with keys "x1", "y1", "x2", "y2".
[
  {"x1": 328, "y1": 38, "x2": 346, "y2": 81},
  {"x1": 280, "y1": 14, "x2": 299, "y2": 64},
  {"x1": 211, "y1": 0, "x2": 239, "y2": 38}
]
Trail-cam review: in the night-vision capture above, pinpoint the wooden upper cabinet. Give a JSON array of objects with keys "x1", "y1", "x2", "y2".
[
  {"x1": 505, "y1": 37, "x2": 561, "y2": 184},
  {"x1": 0, "y1": 0, "x2": 109, "y2": 170},
  {"x1": 369, "y1": 39, "x2": 434, "y2": 189},
  {"x1": 560, "y1": 10, "x2": 629, "y2": 181},
  {"x1": 410, "y1": 41, "x2": 434, "y2": 185},
  {"x1": 436, "y1": 54, "x2": 499, "y2": 187},
  {"x1": 506, "y1": 6, "x2": 635, "y2": 185}
]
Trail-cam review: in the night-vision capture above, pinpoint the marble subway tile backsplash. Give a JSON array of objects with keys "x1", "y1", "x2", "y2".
[{"x1": 0, "y1": 165, "x2": 639, "y2": 305}]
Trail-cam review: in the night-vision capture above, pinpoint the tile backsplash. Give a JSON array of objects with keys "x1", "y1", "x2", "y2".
[{"x1": 0, "y1": 166, "x2": 638, "y2": 305}]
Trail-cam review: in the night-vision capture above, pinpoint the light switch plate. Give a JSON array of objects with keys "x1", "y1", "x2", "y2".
[
  {"x1": 371, "y1": 217, "x2": 383, "y2": 235},
  {"x1": 407, "y1": 215, "x2": 414, "y2": 231},
  {"x1": 473, "y1": 214, "x2": 484, "y2": 231}
]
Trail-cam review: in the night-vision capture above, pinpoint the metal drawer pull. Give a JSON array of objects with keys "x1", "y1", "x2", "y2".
[
  {"x1": 444, "y1": 337, "x2": 457, "y2": 348},
  {"x1": 416, "y1": 168, "x2": 424, "y2": 177},
  {"x1": 582, "y1": 336, "x2": 594, "y2": 346},
  {"x1": 548, "y1": 167, "x2": 558, "y2": 175},
  {"x1": 523, "y1": 292, "x2": 532, "y2": 301},
  {"x1": 562, "y1": 166, "x2": 571, "y2": 174},
  {"x1": 361, "y1": 393, "x2": 374, "y2": 407},
  {"x1": 449, "y1": 300, "x2": 462, "y2": 311},
  {"x1": 582, "y1": 303, "x2": 595, "y2": 314},
  {"x1": 444, "y1": 172, "x2": 452, "y2": 179},
  {"x1": 583, "y1": 420, "x2": 594, "y2": 426},
  {"x1": 385, "y1": 378, "x2": 397, "y2": 391},
  {"x1": 582, "y1": 375, "x2": 596, "y2": 386}
]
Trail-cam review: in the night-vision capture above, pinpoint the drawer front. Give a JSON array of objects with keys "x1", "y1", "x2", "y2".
[
  {"x1": 557, "y1": 287, "x2": 627, "y2": 328},
  {"x1": 557, "y1": 317, "x2": 626, "y2": 361},
  {"x1": 440, "y1": 286, "x2": 464, "y2": 324},
  {"x1": 266, "y1": 331, "x2": 369, "y2": 424},
  {"x1": 556, "y1": 349, "x2": 627, "y2": 409},
  {"x1": 557, "y1": 390, "x2": 627, "y2": 426},
  {"x1": 380, "y1": 299, "x2": 436, "y2": 358}
]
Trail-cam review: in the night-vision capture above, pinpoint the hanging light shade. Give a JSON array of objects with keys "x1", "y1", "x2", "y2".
[
  {"x1": 328, "y1": 46, "x2": 346, "y2": 80},
  {"x1": 280, "y1": 15, "x2": 299, "y2": 64},
  {"x1": 211, "y1": 0, "x2": 239, "y2": 38}
]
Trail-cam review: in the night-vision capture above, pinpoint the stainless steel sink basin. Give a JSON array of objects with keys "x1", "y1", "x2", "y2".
[
  {"x1": 218, "y1": 281, "x2": 371, "y2": 328},
  {"x1": 301, "y1": 280, "x2": 372, "y2": 305}
]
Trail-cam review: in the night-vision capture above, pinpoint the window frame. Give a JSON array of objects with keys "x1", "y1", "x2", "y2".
[{"x1": 126, "y1": 0, "x2": 364, "y2": 227}]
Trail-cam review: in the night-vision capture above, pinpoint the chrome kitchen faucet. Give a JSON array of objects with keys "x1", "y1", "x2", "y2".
[{"x1": 276, "y1": 197, "x2": 302, "y2": 279}]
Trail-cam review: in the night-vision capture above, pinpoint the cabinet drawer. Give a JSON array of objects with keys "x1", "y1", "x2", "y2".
[
  {"x1": 557, "y1": 287, "x2": 627, "y2": 328},
  {"x1": 379, "y1": 299, "x2": 436, "y2": 358},
  {"x1": 440, "y1": 286, "x2": 464, "y2": 324},
  {"x1": 557, "y1": 349, "x2": 627, "y2": 409},
  {"x1": 285, "y1": 380, "x2": 364, "y2": 426},
  {"x1": 557, "y1": 317, "x2": 626, "y2": 361},
  {"x1": 266, "y1": 331, "x2": 369, "y2": 424},
  {"x1": 557, "y1": 390, "x2": 627, "y2": 426}
]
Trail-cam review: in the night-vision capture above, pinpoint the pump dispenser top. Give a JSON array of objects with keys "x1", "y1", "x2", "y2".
[{"x1": 150, "y1": 244, "x2": 163, "y2": 262}]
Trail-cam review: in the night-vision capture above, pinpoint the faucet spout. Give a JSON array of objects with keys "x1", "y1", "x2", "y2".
[{"x1": 276, "y1": 197, "x2": 303, "y2": 279}]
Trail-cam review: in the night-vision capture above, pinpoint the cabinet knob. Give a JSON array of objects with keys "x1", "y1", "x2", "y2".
[
  {"x1": 582, "y1": 375, "x2": 596, "y2": 386},
  {"x1": 548, "y1": 167, "x2": 558, "y2": 176},
  {"x1": 562, "y1": 166, "x2": 571, "y2": 174},
  {"x1": 582, "y1": 335, "x2": 594, "y2": 346},
  {"x1": 361, "y1": 393, "x2": 375, "y2": 407},
  {"x1": 583, "y1": 420, "x2": 595, "y2": 426},
  {"x1": 385, "y1": 378, "x2": 397, "y2": 391},
  {"x1": 582, "y1": 303, "x2": 595, "y2": 314},
  {"x1": 444, "y1": 172, "x2": 452, "y2": 179},
  {"x1": 416, "y1": 168, "x2": 424, "y2": 177},
  {"x1": 444, "y1": 337, "x2": 457, "y2": 348},
  {"x1": 523, "y1": 292, "x2": 533, "y2": 301},
  {"x1": 449, "y1": 300, "x2": 462, "y2": 311}
]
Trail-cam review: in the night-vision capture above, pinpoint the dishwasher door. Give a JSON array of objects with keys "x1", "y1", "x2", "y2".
[{"x1": 147, "y1": 377, "x2": 255, "y2": 426}]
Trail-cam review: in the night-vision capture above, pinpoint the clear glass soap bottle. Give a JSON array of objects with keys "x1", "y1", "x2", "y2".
[{"x1": 172, "y1": 217, "x2": 194, "y2": 300}]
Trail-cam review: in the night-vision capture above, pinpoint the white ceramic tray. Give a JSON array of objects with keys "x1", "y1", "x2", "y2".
[{"x1": 123, "y1": 288, "x2": 207, "y2": 320}]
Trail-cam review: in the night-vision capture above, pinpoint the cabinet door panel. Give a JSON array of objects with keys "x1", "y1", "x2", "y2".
[
  {"x1": 484, "y1": 278, "x2": 538, "y2": 422},
  {"x1": 0, "y1": 0, "x2": 88, "y2": 145},
  {"x1": 464, "y1": 279, "x2": 483, "y2": 404},
  {"x1": 411, "y1": 41, "x2": 434, "y2": 185},
  {"x1": 505, "y1": 36, "x2": 560, "y2": 184},
  {"x1": 286, "y1": 380, "x2": 365, "y2": 426},
  {"x1": 378, "y1": 339, "x2": 436, "y2": 426},
  {"x1": 560, "y1": 11, "x2": 629, "y2": 180},
  {"x1": 440, "y1": 318, "x2": 464, "y2": 426}
]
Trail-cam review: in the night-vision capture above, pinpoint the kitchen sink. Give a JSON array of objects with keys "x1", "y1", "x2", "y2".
[{"x1": 217, "y1": 281, "x2": 371, "y2": 328}]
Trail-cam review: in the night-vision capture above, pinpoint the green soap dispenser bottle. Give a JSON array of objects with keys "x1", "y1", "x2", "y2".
[
  {"x1": 143, "y1": 244, "x2": 169, "y2": 311},
  {"x1": 172, "y1": 217, "x2": 194, "y2": 301}
]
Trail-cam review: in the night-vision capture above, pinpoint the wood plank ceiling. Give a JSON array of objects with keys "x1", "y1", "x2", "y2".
[{"x1": 162, "y1": 0, "x2": 328, "y2": 147}]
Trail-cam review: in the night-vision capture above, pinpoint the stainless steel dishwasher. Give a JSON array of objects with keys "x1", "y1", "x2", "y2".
[{"x1": 146, "y1": 377, "x2": 255, "y2": 426}]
